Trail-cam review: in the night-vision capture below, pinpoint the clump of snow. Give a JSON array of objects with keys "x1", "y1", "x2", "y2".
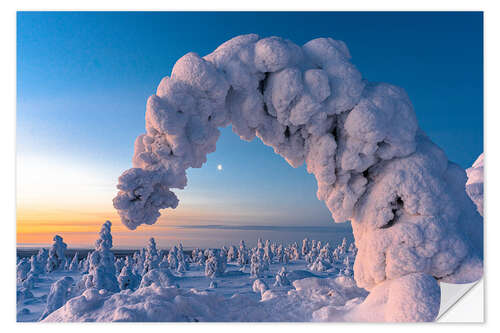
[{"x1": 466, "y1": 153, "x2": 484, "y2": 216}]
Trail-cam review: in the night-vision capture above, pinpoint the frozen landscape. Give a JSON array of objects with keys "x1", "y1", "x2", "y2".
[
  {"x1": 17, "y1": 224, "x2": 367, "y2": 322},
  {"x1": 16, "y1": 33, "x2": 484, "y2": 322}
]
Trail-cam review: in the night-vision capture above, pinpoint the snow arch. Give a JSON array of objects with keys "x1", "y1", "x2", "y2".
[{"x1": 113, "y1": 34, "x2": 483, "y2": 292}]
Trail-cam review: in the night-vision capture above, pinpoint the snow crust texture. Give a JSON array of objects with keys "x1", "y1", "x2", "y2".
[{"x1": 113, "y1": 35, "x2": 483, "y2": 298}]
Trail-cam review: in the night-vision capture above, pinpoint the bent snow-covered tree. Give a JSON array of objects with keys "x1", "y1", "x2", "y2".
[{"x1": 113, "y1": 34, "x2": 483, "y2": 321}]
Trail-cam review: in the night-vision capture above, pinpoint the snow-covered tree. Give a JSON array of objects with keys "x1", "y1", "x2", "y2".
[
  {"x1": 250, "y1": 248, "x2": 267, "y2": 278},
  {"x1": 167, "y1": 245, "x2": 179, "y2": 270},
  {"x1": 114, "y1": 257, "x2": 125, "y2": 276},
  {"x1": 237, "y1": 240, "x2": 249, "y2": 267},
  {"x1": 274, "y1": 266, "x2": 291, "y2": 287},
  {"x1": 78, "y1": 221, "x2": 119, "y2": 292},
  {"x1": 227, "y1": 245, "x2": 238, "y2": 262},
  {"x1": 36, "y1": 248, "x2": 49, "y2": 273},
  {"x1": 118, "y1": 259, "x2": 140, "y2": 291},
  {"x1": 176, "y1": 242, "x2": 188, "y2": 272},
  {"x1": 28, "y1": 254, "x2": 45, "y2": 277},
  {"x1": 17, "y1": 258, "x2": 31, "y2": 283},
  {"x1": 142, "y1": 238, "x2": 160, "y2": 274},
  {"x1": 68, "y1": 252, "x2": 79, "y2": 271},
  {"x1": 301, "y1": 238, "x2": 310, "y2": 258},
  {"x1": 264, "y1": 240, "x2": 273, "y2": 263},
  {"x1": 204, "y1": 250, "x2": 218, "y2": 279},
  {"x1": 46, "y1": 235, "x2": 67, "y2": 272}
]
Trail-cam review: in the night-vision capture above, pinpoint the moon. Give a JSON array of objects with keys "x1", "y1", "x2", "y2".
[{"x1": 217, "y1": 164, "x2": 223, "y2": 171}]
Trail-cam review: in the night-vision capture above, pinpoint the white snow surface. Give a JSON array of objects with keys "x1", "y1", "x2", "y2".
[
  {"x1": 113, "y1": 34, "x2": 483, "y2": 297},
  {"x1": 466, "y1": 153, "x2": 484, "y2": 216},
  {"x1": 43, "y1": 261, "x2": 369, "y2": 322}
]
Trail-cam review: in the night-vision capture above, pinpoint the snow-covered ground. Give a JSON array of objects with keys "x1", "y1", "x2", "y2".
[
  {"x1": 17, "y1": 229, "x2": 368, "y2": 322},
  {"x1": 16, "y1": 270, "x2": 82, "y2": 322}
]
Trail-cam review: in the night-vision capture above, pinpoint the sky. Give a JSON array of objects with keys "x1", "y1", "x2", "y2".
[{"x1": 16, "y1": 12, "x2": 483, "y2": 248}]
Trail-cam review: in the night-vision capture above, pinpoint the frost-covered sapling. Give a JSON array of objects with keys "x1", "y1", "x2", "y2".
[
  {"x1": 167, "y1": 245, "x2": 179, "y2": 270},
  {"x1": 46, "y1": 235, "x2": 67, "y2": 272},
  {"x1": 78, "y1": 221, "x2": 119, "y2": 293},
  {"x1": 69, "y1": 252, "x2": 79, "y2": 271},
  {"x1": 301, "y1": 238, "x2": 310, "y2": 258},
  {"x1": 142, "y1": 238, "x2": 160, "y2": 274},
  {"x1": 115, "y1": 257, "x2": 125, "y2": 276},
  {"x1": 274, "y1": 266, "x2": 291, "y2": 287},
  {"x1": 250, "y1": 248, "x2": 267, "y2": 278},
  {"x1": 237, "y1": 240, "x2": 249, "y2": 267},
  {"x1": 118, "y1": 257, "x2": 140, "y2": 290},
  {"x1": 227, "y1": 245, "x2": 238, "y2": 262},
  {"x1": 205, "y1": 249, "x2": 225, "y2": 278},
  {"x1": 17, "y1": 258, "x2": 31, "y2": 283}
]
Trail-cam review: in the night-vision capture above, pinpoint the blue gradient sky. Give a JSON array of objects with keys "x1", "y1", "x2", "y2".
[{"x1": 16, "y1": 12, "x2": 483, "y2": 246}]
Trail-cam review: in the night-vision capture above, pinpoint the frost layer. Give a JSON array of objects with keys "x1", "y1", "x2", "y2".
[{"x1": 113, "y1": 35, "x2": 483, "y2": 298}]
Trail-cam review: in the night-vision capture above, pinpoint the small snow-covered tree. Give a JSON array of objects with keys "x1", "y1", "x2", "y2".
[
  {"x1": 69, "y1": 252, "x2": 79, "y2": 271},
  {"x1": 46, "y1": 235, "x2": 67, "y2": 272},
  {"x1": 17, "y1": 258, "x2": 31, "y2": 283},
  {"x1": 78, "y1": 221, "x2": 119, "y2": 293},
  {"x1": 36, "y1": 248, "x2": 49, "y2": 273},
  {"x1": 264, "y1": 240, "x2": 273, "y2": 263},
  {"x1": 118, "y1": 259, "x2": 140, "y2": 291},
  {"x1": 205, "y1": 249, "x2": 225, "y2": 278},
  {"x1": 28, "y1": 254, "x2": 45, "y2": 277},
  {"x1": 301, "y1": 238, "x2": 310, "y2": 258},
  {"x1": 167, "y1": 245, "x2": 179, "y2": 270},
  {"x1": 176, "y1": 242, "x2": 189, "y2": 272},
  {"x1": 274, "y1": 266, "x2": 291, "y2": 287},
  {"x1": 204, "y1": 250, "x2": 218, "y2": 279},
  {"x1": 114, "y1": 257, "x2": 125, "y2": 275},
  {"x1": 250, "y1": 248, "x2": 266, "y2": 278},
  {"x1": 142, "y1": 237, "x2": 160, "y2": 274},
  {"x1": 237, "y1": 240, "x2": 249, "y2": 267},
  {"x1": 227, "y1": 245, "x2": 238, "y2": 262}
]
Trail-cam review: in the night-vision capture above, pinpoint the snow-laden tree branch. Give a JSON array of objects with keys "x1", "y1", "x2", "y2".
[{"x1": 113, "y1": 35, "x2": 483, "y2": 317}]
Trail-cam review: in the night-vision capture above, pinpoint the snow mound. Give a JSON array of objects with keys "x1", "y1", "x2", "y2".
[
  {"x1": 466, "y1": 153, "x2": 484, "y2": 216},
  {"x1": 44, "y1": 276, "x2": 367, "y2": 322},
  {"x1": 338, "y1": 273, "x2": 440, "y2": 322}
]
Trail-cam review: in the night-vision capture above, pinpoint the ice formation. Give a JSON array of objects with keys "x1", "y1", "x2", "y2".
[
  {"x1": 112, "y1": 34, "x2": 483, "y2": 321},
  {"x1": 466, "y1": 153, "x2": 484, "y2": 216}
]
